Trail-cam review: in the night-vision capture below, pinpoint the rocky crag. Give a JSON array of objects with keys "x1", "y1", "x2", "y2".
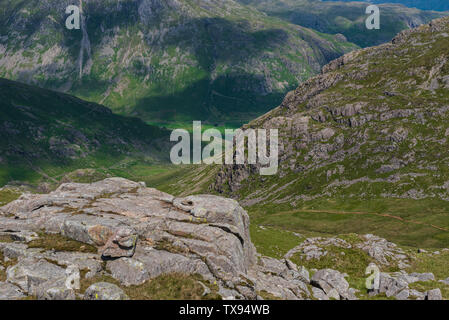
[
  {"x1": 0, "y1": 178, "x2": 446, "y2": 300},
  {"x1": 212, "y1": 16, "x2": 449, "y2": 208}
]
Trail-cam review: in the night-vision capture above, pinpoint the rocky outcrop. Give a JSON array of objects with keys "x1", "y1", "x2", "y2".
[
  {"x1": 1, "y1": 178, "x2": 446, "y2": 300},
  {"x1": 0, "y1": 282, "x2": 25, "y2": 300},
  {"x1": 285, "y1": 234, "x2": 411, "y2": 269},
  {"x1": 370, "y1": 271, "x2": 443, "y2": 300},
  {"x1": 0, "y1": 178, "x2": 312, "y2": 300},
  {"x1": 211, "y1": 16, "x2": 449, "y2": 208},
  {"x1": 311, "y1": 269, "x2": 357, "y2": 300},
  {"x1": 6, "y1": 257, "x2": 67, "y2": 294}
]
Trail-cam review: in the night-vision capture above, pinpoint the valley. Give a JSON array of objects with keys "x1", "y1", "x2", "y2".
[{"x1": 0, "y1": 0, "x2": 357, "y2": 126}]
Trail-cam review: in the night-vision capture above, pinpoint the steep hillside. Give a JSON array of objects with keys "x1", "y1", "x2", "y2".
[
  {"x1": 0, "y1": 78, "x2": 169, "y2": 186},
  {"x1": 0, "y1": 0, "x2": 357, "y2": 126},
  {"x1": 211, "y1": 17, "x2": 449, "y2": 248},
  {"x1": 239, "y1": 0, "x2": 446, "y2": 47}
]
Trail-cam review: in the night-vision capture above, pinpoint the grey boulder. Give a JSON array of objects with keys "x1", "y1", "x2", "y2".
[
  {"x1": 35, "y1": 278, "x2": 76, "y2": 300},
  {"x1": 426, "y1": 288, "x2": 443, "y2": 300},
  {"x1": 83, "y1": 282, "x2": 129, "y2": 300},
  {"x1": 0, "y1": 282, "x2": 25, "y2": 300},
  {"x1": 312, "y1": 287, "x2": 329, "y2": 300},
  {"x1": 378, "y1": 273, "x2": 408, "y2": 297},
  {"x1": 410, "y1": 272, "x2": 435, "y2": 282},
  {"x1": 6, "y1": 257, "x2": 66, "y2": 294},
  {"x1": 311, "y1": 269, "x2": 357, "y2": 300}
]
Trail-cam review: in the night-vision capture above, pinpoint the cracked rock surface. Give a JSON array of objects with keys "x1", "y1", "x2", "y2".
[{"x1": 0, "y1": 178, "x2": 313, "y2": 300}]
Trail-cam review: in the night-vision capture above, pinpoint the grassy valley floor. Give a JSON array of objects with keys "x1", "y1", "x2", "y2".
[
  {"x1": 3, "y1": 162, "x2": 449, "y2": 250},
  {"x1": 247, "y1": 197, "x2": 449, "y2": 249}
]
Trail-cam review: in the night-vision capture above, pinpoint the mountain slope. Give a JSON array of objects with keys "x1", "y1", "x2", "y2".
[
  {"x1": 239, "y1": 0, "x2": 446, "y2": 47},
  {"x1": 0, "y1": 78, "x2": 169, "y2": 186},
  {"x1": 211, "y1": 17, "x2": 449, "y2": 247},
  {"x1": 0, "y1": 0, "x2": 357, "y2": 126}
]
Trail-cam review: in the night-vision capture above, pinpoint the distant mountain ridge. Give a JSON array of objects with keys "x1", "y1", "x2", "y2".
[
  {"x1": 239, "y1": 0, "x2": 447, "y2": 47},
  {"x1": 322, "y1": 0, "x2": 449, "y2": 12},
  {"x1": 0, "y1": 0, "x2": 357, "y2": 126}
]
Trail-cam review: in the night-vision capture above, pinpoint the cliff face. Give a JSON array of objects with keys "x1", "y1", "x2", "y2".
[
  {"x1": 212, "y1": 16, "x2": 449, "y2": 207},
  {"x1": 0, "y1": 0, "x2": 357, "y2": 124}
]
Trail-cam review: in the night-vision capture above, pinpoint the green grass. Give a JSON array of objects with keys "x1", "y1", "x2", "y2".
[
  {"x1": 27, "y1": 232, "x2": 97, "y2": 254},
  {"x1": 286, "y1": 233, "x2": 404, "y2": 299},
  {"x1": 0, "y1": 188, "x2": 21, "y2": 206},
  {"x1": 247, "y1": 199, "x2": 449, "y2": 249},
  {"x1": 246, "y1": 225, "x2": 415, "y2": 299},
  {"x1": 80, "y1": 273, "x2": 221, "y2": 300},
  {"x1": 257, "y1": 290, "x2": 283, "y2": 300},
  {"x1": 250, "y1": 225, "x2": 303, "y2": 259},
  {"x1": 146, "y1": 121, "x2": 242, "y2": 135},
  {"x1": 59, "y1": 169, "x2": 111, "y2": 184},
  {"x1": 125, "y1": 274, "x2": 221, "y2": 300},
  {"x1": 407, "y1": 250, "x2": 449, "y2": 280},
  {"x1": 409, "y1": 281, "x2": 449, "y2": 299},
  {"x1": 0, "y1": 235, "x2": 14, "y2": 243},
  {"x1": 0, "y1": 251, "x2": 17, "y2": 282}
]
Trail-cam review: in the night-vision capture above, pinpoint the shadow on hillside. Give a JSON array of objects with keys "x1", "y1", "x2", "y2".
[
  {"x1": 131, "y1": 73, "x2": 291, "y2": 123},
  {"x1": 162, "y1": 17, "x2": 290, "y2": 71}
]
